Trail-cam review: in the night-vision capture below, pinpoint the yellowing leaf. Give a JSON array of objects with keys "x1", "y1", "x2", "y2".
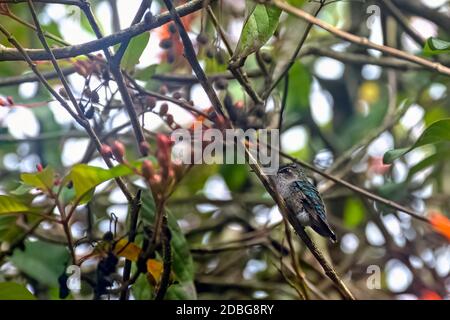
[
  {"x1": 69, "y1": 164, "x2": 133, "y2": 203},
  {"x1": 146, "y1": 259, "x2": 163, "y2": 285},
  {"x1": 0, "y1": 282, "x2": 36, "y2": 300},
  {"x1": 0, "y1": 195, "x2": 33, "y2": 215},
  {"x1": 146, "y1": 258, "x2": 175, "y2": 286},
  {"x1": 113, "y1": 239, "x2": 142, "y2": 261}
]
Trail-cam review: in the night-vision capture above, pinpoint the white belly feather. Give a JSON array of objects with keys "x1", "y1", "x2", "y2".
[{"x1": 296, "y1": 211, "x2": 311, "y2": 226}]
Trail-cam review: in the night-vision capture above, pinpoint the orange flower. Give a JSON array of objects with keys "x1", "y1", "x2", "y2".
[
  {"x1": 156, "y1": 1, "x2": 198, "y2": 65},
  {"x1": 429, "y1": 210, "x2": 450, "y2": 241},
  {"x1": 419, "y1": 290, "x2": 442, "y2": 300}
]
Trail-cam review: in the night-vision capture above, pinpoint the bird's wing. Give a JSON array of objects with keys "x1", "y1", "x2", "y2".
[
  {"x1": 293, "y1": 180, "x2": 327, "y2": 221},
  {"x1": 293, "y1": 180, "x2": 336, "y2": 241}
]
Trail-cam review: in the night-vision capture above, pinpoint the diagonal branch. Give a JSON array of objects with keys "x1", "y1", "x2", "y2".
[
  {"x1": 272, "y1": 0, "x2": 450, "y2": 77},
  {"x1": 163, "y1": 0, "x2": 354, "y2": 300}
]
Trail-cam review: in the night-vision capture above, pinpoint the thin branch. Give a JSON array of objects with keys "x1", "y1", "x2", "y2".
[
  {"x1": 378, "y1": 0, "x2": 425, "y2": 47},
  {"x1": 163, "y1": 0, "x2": 226, "y2": 117},
  {"x1": 280, "y1": 151, "x2": 430, "y2": 224},
  {"x1": 27, "y1": 0, "x2": 85, "y2": 117},
  {"x1": 0, "y1": 67, "x2": 262, "y2": 87},
  {"x1": 120, "y1": 189, "x2": 142, "y2": 300},
  {"x1": 155, "y1": 215, "x2": 172, "y2": 300},
  {"x1": 272, "y1": 0, "x2": 450, "y2": 77},
  {"x1": 263, "y1": 2, "x2": 324, "y2": 99},
  {"x1": 79, "y1": 0, "x2": 147, "y2": 155},
  {"x1": 0, "y1": 0, "x2": 213, "y2": 61},
  {"x1": 301, "y1": 46, "x2": 424, "y2": 71}
]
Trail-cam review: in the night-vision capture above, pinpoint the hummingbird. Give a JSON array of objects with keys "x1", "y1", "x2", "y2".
[{"x1": 274, "y1": 163, "x2": 337, "y2": 242}]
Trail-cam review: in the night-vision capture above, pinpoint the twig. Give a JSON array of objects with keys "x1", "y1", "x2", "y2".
[
  {"x1": 79, "y1": 0, "x2": 147, "y2": 156},
  {"x1": 0, "y1": 67, "x2": 262, "y2": 87},
  {"x1": 155, "y1": 215, "x2": 171, "y2": 300},
  {"x1": 263, "y1": 2, "x2": 324, "y2": 99},
  {"x1": 120, "y1": 189, "x2": 142, "y2": 300},
  {"x1": 378, "y1": 0, "x2": 425, "y2": 47},
  {"x1": 0, "y1": 0, "x2": 214, "y2": 61},
  {"x1": 301, "y1": 46, "x2": 423, "y2": 71},
  {"x1": 27, "y1": 0, "x2": 85, "y2": 117},
  {"x1": 163, "y1": 0, "x2": 226, "y2": 118},
  {"x1": 272, "y1": 0, "x2": 450, "y2": 77}
]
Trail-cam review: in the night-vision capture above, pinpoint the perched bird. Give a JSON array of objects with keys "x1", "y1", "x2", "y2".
[{"x1": 274, "y1": 163, "x2": 337, "y2": 242}]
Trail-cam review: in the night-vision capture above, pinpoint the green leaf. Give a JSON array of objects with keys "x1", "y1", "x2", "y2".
[
  {"x1": 134, "y1": 64, "x2": 158, "y2": 81},
  {"x1": 21, "y1": 166, "x2": 55, "y2": 191},
  {"x1": 0, "y1": 282, "x2": 36, "y2": 300},
  {"x1": 287, "y1": 0, "x2": 307, "y2": 6},
  {"x1": 343, "y1": 198, "x2": 365, "y2": 228},
  {"x1": 383, "y1": 118, "x2": 450, "y2": 164},
  {"x1": 69, "y1": 164, "x2": 134, "y2": 203},
  {"x1": 0, "y1": 195, "x2": 33, "y2": 215},
  {"x1": 122, "y1": 32, "x2": 150, "y2": 71},
  {"x1": 11, "y1": 240, "x2": 70, "y2": 287},
  {"x1": 232, "y1": 3, "x2": 281, "y2": 63},
  {"x1": 132, "y1": 273, "x2": 153, "y2": 300},
  {"x1": 285, "y1": 61, "x2": 312, "y2": 112},
  {"x1": 166, "y1": 282, "x2": 197, "y2": 300},
  {"x1": 140, "y1": 192, "x2": 196, "y2": 299},
  {"x1": 423, "y1": 37, "x2": 450, "y2": 56},
  {"x1": 220, "y1": 164, "x2": 248, "y2": 192}
]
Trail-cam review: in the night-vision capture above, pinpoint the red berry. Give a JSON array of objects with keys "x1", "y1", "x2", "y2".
[
  {"x1": 141, "y1": 160, "x2": 154, "y2": 180},
  {"x1": 146, "y1": 96, "x2": 157, "y2": 109},
  {"x1": 159, "y1": 103, "x2": 169, "y2": 116},
  {"x1": 166, "y1": 114, "x2": 174, "y2": 126}
]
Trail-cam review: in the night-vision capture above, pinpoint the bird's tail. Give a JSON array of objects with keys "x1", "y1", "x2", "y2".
[{"x1": 311, "y1": 218, "x2": 337, "y2": 243}]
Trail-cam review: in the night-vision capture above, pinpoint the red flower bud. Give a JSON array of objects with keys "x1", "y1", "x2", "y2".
[
  {"x1": 156, "y1": 134, "x2": 172, "y2": 168},
  {"x1": 149, "y1": 174, "x2": 162, "y2": 188},
  {"x1": 100, "y1": 144, "x2": 113, "y2": 158},
  {"x1": 141, "y1": 160, "x2": 154, "y2": 180},
  {"x1": 36, "y1": 163, "x2": 43, "y2": 172},
  {"x1": 111, "y1": 140, "x2": 126, "y2": 163}
]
